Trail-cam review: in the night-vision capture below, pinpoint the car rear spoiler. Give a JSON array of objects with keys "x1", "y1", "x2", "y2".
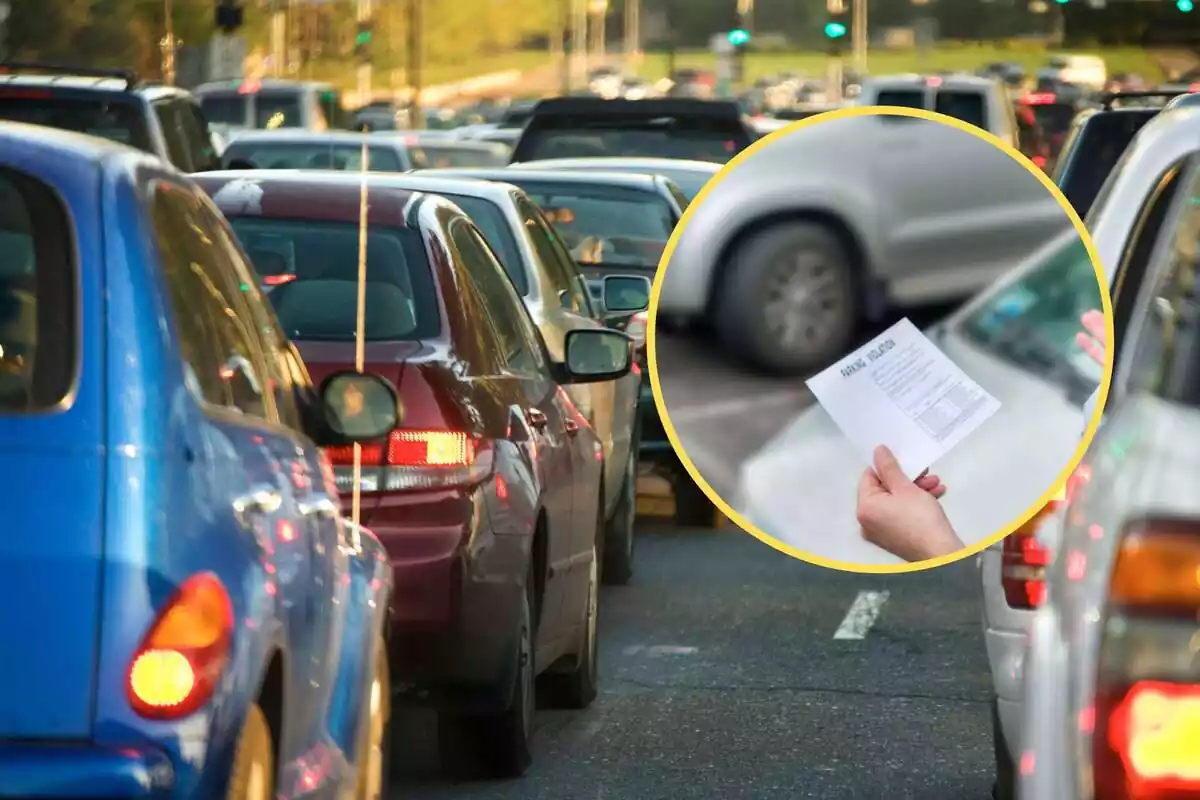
[{"x1": 0, "y1": 61, "x2": 139, "y2": 90}]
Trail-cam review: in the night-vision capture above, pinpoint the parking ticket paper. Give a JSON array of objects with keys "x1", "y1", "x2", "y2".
[{"x1": 805, "y1": 318, "x2": 1001, "y2": 479}]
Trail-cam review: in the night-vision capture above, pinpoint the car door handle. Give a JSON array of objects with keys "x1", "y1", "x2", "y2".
[
  {"x1": 564, "y1": 419, "x2": 580, "y2": 436},
  {"x1": 298, "y1": 497, "x2": 340, "y2": 519},
  {"x1": 528, "y1": 409, "x2": 548, "y2": 429},
  {"x1": 232, "y1": 485, "x2": 283, "y2": 530}
]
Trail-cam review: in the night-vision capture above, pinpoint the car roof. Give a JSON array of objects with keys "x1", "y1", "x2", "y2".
[
  {"x1": 418, "y1": 167, "x2": 664, "y2": 191},
  {"x1": 192, "y1": 79, "x2": 334, "y2": 95},
  {"x1": 192, "y1": 169, "x2": 423, "y2": 227},
  {"x1": 356, "y1": 172, "x2": 520, "y2": 203},
  {"x1": 225, "y1": 129, "x2": 390, "y2": 145},
  {"x1": 865, "y1": 73, "x2": 997, "y2": 90},
  {"x1": 512, "y1": 156, "x2": 721, "y2": 172}
]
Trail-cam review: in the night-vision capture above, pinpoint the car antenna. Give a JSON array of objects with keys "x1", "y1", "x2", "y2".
[{"x1": 349, "y1": 134, "x2": 370, "y2": 544}]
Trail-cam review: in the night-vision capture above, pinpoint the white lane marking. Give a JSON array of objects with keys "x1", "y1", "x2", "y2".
[
  {"x1": 622, "y1": 644, "x2": 699, "y2": 656},
  {"x1": 833, "y1": 590, "x2": 890, "y2": 640},
  {"x1": 666, "y1": 389, "x2": 811, "y2": 424}
]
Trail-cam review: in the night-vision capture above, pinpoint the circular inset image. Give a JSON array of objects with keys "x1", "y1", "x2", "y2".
[{"x1": 648, "y1": 106, "x2": 1113, "y2": 572}]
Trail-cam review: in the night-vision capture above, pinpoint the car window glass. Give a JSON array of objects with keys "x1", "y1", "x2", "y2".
[
  {"x1": 934, "y1": 90, "x2": 989, "y2": 131},
  {"x1": 154, "y1": 100, "x2": 192, "y2": 170},
  {"x1": 200, "y1": 94, "x2": 246, "y2": 126},
  {"x1": 182, "y1": 102, "x2": 219, "y2": 171},
  {"x1": 438, "y1": 194, "x2": 527, "y2": 293},
  {"x1": 0, "y1": 95, "x2": 153, "y2": 151},
  {"x1": 450, "y1": 219, "x2": 544, "y2": 375},
  {"x1": 0, "y1": 167, "x2": 75, "y2": 412},
  {"x1": 1123, "y1": 163, "x2": 1200, "y2": 406},
  {"x1": 524, "y1": 200, "x2": 596, "y2": 317},
  {"x1": 1059, "y1": 112, "x2": 1157, "y2": 218},
  {"x1": 518, "y1": 197, "x2": 579, "y2": 311},
  {"x1": 957, "y1": 236, "x2": 1103, "y2": 397},
  {"x1": 875, "y1": 89, "x2": 926, "y2": 109},
  {"x1": 151, "y1": 183, "x2": 272, "y2": 421},
  {"x1": 255, "y1": 91, "x2": 304, "y2": 129}
]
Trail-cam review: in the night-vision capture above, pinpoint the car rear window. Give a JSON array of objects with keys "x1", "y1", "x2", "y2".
[
  {"x1": 507, "y1": 181, "x2": 675, "y2": 269},
  {"x1": 517, "y1": 115, "x2": 751, "y2": 163},
  {"x1": 0, "y1": 168, "x2": 75, "y2": 411},
  {"x1": 226, "y1": 217, "x2": 440, "y2": 342},
  {"x1": 412, "y1": 145, "x2": 507, "y2": 168},
  {"x1": 436, "y1": 194, "x2": 527, "y2": 294},
  {"x1": 1056, "y1": 111, "x2": 1156, "y2": 218},
  {"x1": 934, "y1": 90, "x2": 988, "y2": 130},
  {"x1": 199, "y1": 93, "x2": 246, "y2": 126},
  {"x1": 221, "y1": 142, "x2": 403, "y2": 171},
  {"x1": 254, "y1": 91, "x2": 305, "y2": 129},
  {"x1": 0, "y1": 93, "x2": 152, "y2": 151},
  {"x1": 875, "y1": 89, "x2": 925, "y2": 109}
]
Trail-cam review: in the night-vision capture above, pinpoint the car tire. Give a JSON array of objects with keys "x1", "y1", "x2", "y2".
[
  {"x1": 226, "y1": 702, "x2": 274, "y2": 800},
  {"x1": 714, "y1": 222, "x2": 858, "y2": 376},
  {"x1": 438, "y1": 576, "x2": 535, "y2": 780},
  {"x1": 356, "y1": 637, "x2": 391, "y2": 800},
  {"x1": 674, "y1": 469, "x2": 719, "y2": 529},
  {"x1": 992, "y1": 698, "x2": 1016, "y2": 800},
  {"x1": 602, "y1": 436, "x2": 638, "y2": 586},
  {"x1": 543, "y1": 542, "x2": 601, "y2": 710}
]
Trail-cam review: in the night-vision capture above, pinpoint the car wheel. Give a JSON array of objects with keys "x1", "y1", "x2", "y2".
[
  {"x1": 438, "y1": 577, "x2": 535, "y2": 780},
  {"x1": 674, "y1": 469, "x2": 719, "y2": 529},
  {"x1": 544, "y1": 543, "x2": 601, "y2": 709},
  {"x1": 226, "y1": 702, "x2": 274, "y2": 800},
  {"x1": 714, "y1": 222, "x2": 857, "y2": 376},
  {"x1": 356, "y1": 638, "x2": 391, "y2": 800},
  {"x1": 602, "y1": 440, "x2": 638, "y2": 586}
]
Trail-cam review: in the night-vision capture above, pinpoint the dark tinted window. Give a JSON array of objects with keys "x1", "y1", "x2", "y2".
[
  {"x1": 1030, "y1": 103, "x2": 1077, "y2": 135},
  {"x1": 0, "y1": 168, "x2": 75, "y2": 411},
  {"x1": 226, "y1": 217, "x2": 439, "y2": 342},
  {"x1": 221, "y1": 141, "x2": 403, "y2": 171},
  {"x1": 507, "y1": 180, "x2": 673, "y2": 269},
  {"x1": 876, "y1": 89, "x2": 925, "y2": 109},
  {"x1": 958, "y1": 237, "x2": 1102, "y2": 399},
  {"x1": 181, "y1": 102, "x2": 219, "y2": 171},
  {"x1": 935, "y1": 90, "x2": 988, "y2": 130},
  {"x1": 1056, "y1": 111, "x2": 1157, "y2": 218},
  {"x1": 450, "y1": 220, "x2": 542, "y2": 374},
  {"x1": 254, "y1": 92, "x2": 304, "y2": 129},
  {"x1": 0, "y1": 94, "x2": 152, "y2": 151},
  {"x1": 438, "y1": 194, "x2": 526, "y2": 293},
  {"x1": 152, "y1": 184, "x2": 271, "y2": 420},
  {"x1": 154, "y1": 100, "x2": 192, "y2": 169},
  {"x1": 518, "y1": 116, "x2": 750, "y2": 163},
  {"x1": 199, "y1": 94, "x2": 245, "y2": 126}
]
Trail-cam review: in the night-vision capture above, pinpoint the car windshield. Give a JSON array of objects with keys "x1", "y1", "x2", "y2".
[
  {"x1": 410, "y1": 145, "x2": 507, "y2": 169},
  {"x1": 0, "y1": 94, "x2": 153, "y2": 151},
  {"x1": 957, "y1": 236, "x2": 1103, "y2": 395},
  {"x1": 199, "y1": 93, "x2": 246, "y2": 126},
  {"x1": 510, "y1": 181, "x2": 675, "y2": 268},
  {"x1": 520, "y1": 122, "x2": 748, "y2": 163},
  {"x1": 226, "y1": 217, "x2": 440, "y2": 342},
  {"x1": 1055, "y1": 111, "x2": 1156, "y2": 218},
  {"x1": 221, "y1": 141, "x2": 404, "y2": 171},
  {"x1": 437, "y1": 193, "x2": 527, "y2": 293},
  {"x1": 935, "y1": 90, "x2": 988, "y2": 130}
]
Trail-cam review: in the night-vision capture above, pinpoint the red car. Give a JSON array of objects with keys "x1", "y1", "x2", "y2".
[{"x1": 196, "y1": 169, "x2": 635, "y2": 779}]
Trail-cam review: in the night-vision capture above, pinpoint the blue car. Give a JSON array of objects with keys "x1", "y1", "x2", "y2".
[{"x1": 0, "y1": 122, "x2": 399, "y2": 799}]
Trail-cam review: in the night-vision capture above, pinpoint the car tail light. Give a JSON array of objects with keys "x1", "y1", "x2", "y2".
[
  {"x1": 1032, "y1": 154, "x2": 1049, "y2": 170},
  {"x1": 262, "y1": 273, "x2": 296, "y2": 287},
  {"x1": 1001, "y1": 466, "x2": 1092, "y2": 609},
  {"x1": 1189, "y1": 83, "x2": 1200, "y2": 93},
  {"x1": 0, "y1": 88, "x2": 54, "y2": 99},
  {"x1": 325, "y1": 429, "x2": 493, "y2": 493},
  {"x1": 1023, "y1": 92, "x2": 1057, "y2": 105},
  {"x1": 128, "y1": 573, "x2": 234, "y2": 720},
  {"x1": 1092, "y1": 517, "x2": 1200, "y2": 800}
]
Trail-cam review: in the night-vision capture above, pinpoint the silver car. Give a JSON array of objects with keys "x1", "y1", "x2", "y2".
[
  {"x1": 510, "y1": 157, "x2": 721, "y2": 202},
  {"x1": 656, "y1": 111, "x2": 1068, "y2": 375}
]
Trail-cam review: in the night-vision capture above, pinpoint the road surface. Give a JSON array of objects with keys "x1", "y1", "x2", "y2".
[{"x1": 393, "y1": 528, "x2": 994, "y2": 799}]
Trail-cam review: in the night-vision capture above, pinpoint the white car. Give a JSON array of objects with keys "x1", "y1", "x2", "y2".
[
  {"x1": 1018, "y1": 105, "x2": 1200, "y2": 800},
  {"x1": 736, "y1": 226, "x2": 1103, "y2": 565},
  {"x1": 979, "y1": 104, "x2": 1200, "y2": 799}
]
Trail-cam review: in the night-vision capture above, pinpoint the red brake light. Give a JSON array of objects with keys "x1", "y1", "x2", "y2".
[
  {"x1": 1189, "y1": 83, "x2": 1200, "y2": 93},
  {"x1": 926, "y1": 76, "x2": 943, "y2": 88},
  {"x1": 324, "y1": 429, "x2": 492, "y2": 493},
  {"x1": 238, "y1": 80, "x2": 261, "y2": 95},
  {"x1": 0, "y1": 88, "x2": 54, "y2": 100},
  {"x1": 262, "y1": 273, "x2": 296, "y2": 286},
  {"x1": 1032, "y1": 155, "x2": 1048, "y2": 169},
  {"x1": 1023, "y1": 92, "x2": 1057, "y2": 105},
  {"x1": 1000, "y1": 495, "x2": 1063, "y2": 609},
  {"x1": 128, "y1": 573, "x2": 234, "y2": 720}
]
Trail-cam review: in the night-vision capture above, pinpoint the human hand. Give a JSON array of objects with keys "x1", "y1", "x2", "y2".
[
  {"x1": 856, "y1": 446, "x2": 964, "y2": 562},
  {"x1": 1076, "y1": 309, "x2": 1106, "y2": 367}
]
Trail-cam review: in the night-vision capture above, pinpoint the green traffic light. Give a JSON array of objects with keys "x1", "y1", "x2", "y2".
[
  {"x1": 727, "y1": 28, "x2": 750, "y2": 46},
  {"x1": 355, "y1": 31, "x2": 372, "y2": 45},
  {"x1": 824, "y1": 21, "x2": 847, "y2": 39},
  {"x1": 1179, "y1": 0, "x2": 1194, "y2": 11}
]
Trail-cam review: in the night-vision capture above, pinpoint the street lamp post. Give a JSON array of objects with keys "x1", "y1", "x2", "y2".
[{"x1": 162, "y1": 0, "x2": 177, "y2": 86}]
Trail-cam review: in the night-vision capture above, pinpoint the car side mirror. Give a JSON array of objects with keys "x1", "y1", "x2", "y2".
[
  {"x1": 601, "y1": 274, "x2": 651, "y2": 314},
  {"x1": 561, "y1": 329, "x2": 633, "y2": 384},
  {"x1": 315, "y1": 370, "x2": 401, "y2": 445}
]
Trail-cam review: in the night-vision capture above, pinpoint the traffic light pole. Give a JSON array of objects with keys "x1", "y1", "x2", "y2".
[
  {"x1": 826, "y1": 0, "x2": 845, "y2": 104},
  {"x1": 408, "y1": 0, "x2": 423, "y2": 127}
]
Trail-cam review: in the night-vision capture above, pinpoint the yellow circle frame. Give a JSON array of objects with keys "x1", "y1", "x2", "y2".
[{"x1": 646, "y1": 104, "x2": 1116, "y2": 574}]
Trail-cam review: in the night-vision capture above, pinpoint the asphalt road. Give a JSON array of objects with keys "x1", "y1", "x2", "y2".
[
  {"x1": 653, "y1": 304, "x2": 960, "y2": 502},
  {"x1": 392, "y1": 527, "x2": 994, "y2": 799}
]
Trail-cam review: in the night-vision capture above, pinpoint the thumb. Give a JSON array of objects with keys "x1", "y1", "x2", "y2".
[{"x1": 872, "y1": 445, "x2": 911, "y2": 491}]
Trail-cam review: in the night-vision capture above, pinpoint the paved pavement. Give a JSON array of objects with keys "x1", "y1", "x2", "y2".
[
  {"x1": 392, "y1": 527, "x2": 994, "y2": 799},
  {"x1": 653, "y1": 304, "x2": 960, "y2": 503}
]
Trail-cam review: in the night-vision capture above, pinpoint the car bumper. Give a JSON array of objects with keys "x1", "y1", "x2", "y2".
[
  {"x1": 0, "y1": 741, "x2": 175, "y2": 798},
  {"x1": 369, "y1": 486, "x2": 528, "y2": 710}
]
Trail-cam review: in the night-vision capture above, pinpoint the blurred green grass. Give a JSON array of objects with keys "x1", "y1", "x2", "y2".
[{"x1": 298, "y1": 43, "x2": 1170, "y2": 96}]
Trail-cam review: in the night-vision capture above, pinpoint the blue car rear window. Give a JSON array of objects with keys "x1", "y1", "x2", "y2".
[{"x1": 0, "y1": 168, "x2": 75, "y2": 411}]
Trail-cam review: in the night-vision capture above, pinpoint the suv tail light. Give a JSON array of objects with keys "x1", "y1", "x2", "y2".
[
  {"x1": 1092, "y1": 518, "x2": 1200, "y2": 800},
  {"x1": 1001, "y1": 465, "x2": 1092, "y2": 610},
  {"x1": 128, "y1": 573, "x2": 234, "y2": 720},
  {"x1": 325, "y1": 429, "x2": 493, "y2": 493}
]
